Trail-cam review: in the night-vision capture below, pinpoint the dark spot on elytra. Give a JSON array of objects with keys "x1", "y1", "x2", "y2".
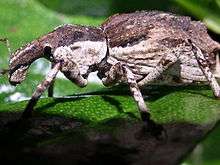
[{"x1": 117, "y1": 35, "x2": 148, "y2": 48}]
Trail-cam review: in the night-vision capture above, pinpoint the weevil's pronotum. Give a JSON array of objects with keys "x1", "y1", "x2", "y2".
[{"x1": 5, "y1": 11, "x2": 220, "y2": 125}]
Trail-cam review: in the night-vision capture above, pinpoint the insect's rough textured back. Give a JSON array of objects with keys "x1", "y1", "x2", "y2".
[{"x1": 102, "y1": 11, "x2": 220, "y2": 54}]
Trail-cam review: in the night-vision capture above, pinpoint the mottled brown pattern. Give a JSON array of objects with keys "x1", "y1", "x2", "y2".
[
  {"x1": 9, "y1": 41, "x2": 44, "y2": 73},
  {"x1": 102, "y1": 11, "x2": 192, "y2": 48},
  {"x1": 102, "y1": 11, "x2": 220, "y2": 56},
  {"x1": 42, "y1": 25, "x2": 105, "y2": 51},
  {"x1": 159, "y1": 38, "x2": 185, "y2": 48}
]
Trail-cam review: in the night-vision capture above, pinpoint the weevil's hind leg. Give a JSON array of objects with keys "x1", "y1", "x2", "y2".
[
  {"x1": 100, "y1": 63, "x2": 164, "y2": 136},
  {"x1": 191, "y1": 43, "x2": 220, "y2": 98},
  {"x1": 138, "y1": 53, "x2": 178, "y2": 87},
  {"x1": 123, "y1": 66, "x2": 164, "y2": 136},
  {"x1": 100, "y1": 63, "x2": 150, "y2": 119},
  {"x1": 22, "y1": 62, "x2": 61, "y2": 118}
]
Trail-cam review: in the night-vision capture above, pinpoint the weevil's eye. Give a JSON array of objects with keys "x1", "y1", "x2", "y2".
[
  {"x1": 43, "y1": 45, "x2": 54, "y2": 61},
  {"x1": 44, "y1": 46, "x2": 51, "y2": 55}
]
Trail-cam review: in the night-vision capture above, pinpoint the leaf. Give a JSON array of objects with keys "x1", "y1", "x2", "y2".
[
  {"x1": 1, "y1": 85, "x2": 219, "y2": 124},
  {"x1": 0, "y1": 85, "x2": 219, "y2": 164},
  {"x1": 175, "y1": 0, "x2": 220, "y2": 34}
]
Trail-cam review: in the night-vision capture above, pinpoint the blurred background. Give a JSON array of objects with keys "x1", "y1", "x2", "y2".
[{"x1": 0, "y1": 0, "x2": 219, "y2": 164}]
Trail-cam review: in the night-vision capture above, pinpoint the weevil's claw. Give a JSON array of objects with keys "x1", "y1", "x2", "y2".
[
  {"x1": 21, "y1": 107, "x2": 33, "y2": 119},
  {"x1": 141, "y1": 112, "x2": 166, "y2": 140}
]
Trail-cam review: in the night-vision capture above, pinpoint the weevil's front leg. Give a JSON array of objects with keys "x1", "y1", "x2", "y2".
[
  {"x1": 22, "y1": 62, "x2": 61, "y2": 118},
  {"x1": 138, "y1": 54, "x2": 178, "y2": 87},
  {"x1": 192, "y1": 43, "x2": 220, "y2": 98},
  {"x1": 48, "y1": 63, "x2": 55, "y2": 97}
]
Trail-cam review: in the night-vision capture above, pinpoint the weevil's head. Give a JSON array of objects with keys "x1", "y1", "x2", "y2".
[
  {"x1": 9, "y1": 24, "x2": 108, "y2": 85},
  {"x1": 9, "y1": 41, "x2": 44, "y2": 85}
]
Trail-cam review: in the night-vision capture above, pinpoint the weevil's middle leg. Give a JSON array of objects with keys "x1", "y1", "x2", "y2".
[
  {"x1": 191, "y1": 43, "x2": 220, "y2": 98},
  {"x1": 22, "y1": 62, "x2": 61, "y2": 118},
  {"x1": 100, "y1": 63, "x2": 151, "y2": 121},
  {"x1": 123, "y1": 66, "x2": 151, "y2": 121},
  {"x1": 101, "y1": 63, "x2": 164, "y2": 136}
]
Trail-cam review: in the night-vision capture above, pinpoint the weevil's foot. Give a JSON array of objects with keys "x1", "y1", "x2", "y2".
[
  {"x1": 21, "y1": 108, "x2": 33, "y2": 119},
  {"x1": 141, "y1": 112, "x2": 166, "y2": 140}
]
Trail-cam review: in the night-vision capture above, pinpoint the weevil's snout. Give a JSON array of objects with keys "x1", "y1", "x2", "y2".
[
  {"x1": 9, "y1": 65, "x2": 29, "y2": 85},
  {"x1": 8, "y1": 41, "x2": 44, "y2": 85}
]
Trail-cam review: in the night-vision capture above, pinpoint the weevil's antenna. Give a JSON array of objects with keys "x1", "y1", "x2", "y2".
[
  {"x1": 0, "y1": 69, "x2": 9, "y2": 75},
  {"x1": 0, "y1": 37, "x2": 11, "y2": 75},
  {"x1": 0, "y1": 37, "x2": 12, "y2": 56}
]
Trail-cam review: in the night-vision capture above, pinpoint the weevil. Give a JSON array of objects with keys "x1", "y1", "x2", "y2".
[{"x1": 5, "y1": 11, "x2": 220, "y2": 126}]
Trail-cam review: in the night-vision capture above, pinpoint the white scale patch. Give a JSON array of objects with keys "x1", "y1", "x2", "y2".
[
  {"x1": 54, "y1": 40, "x2": 107, "y2": 75},
  {"x1": 109, "y1": 40, "x2": 159, "y2": 59}
]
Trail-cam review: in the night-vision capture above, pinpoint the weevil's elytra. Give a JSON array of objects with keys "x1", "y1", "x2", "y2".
[{"x1": 6, "y1": 11, "x2": 220, "y2": 127}]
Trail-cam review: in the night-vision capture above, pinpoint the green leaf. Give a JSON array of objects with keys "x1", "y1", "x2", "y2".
[
  {"x1": 175, "y1": 0, "x2": 220, "y2": 34},
  {"x1": 0, "y1": 86, "x2": 219, "y2": 124}
]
